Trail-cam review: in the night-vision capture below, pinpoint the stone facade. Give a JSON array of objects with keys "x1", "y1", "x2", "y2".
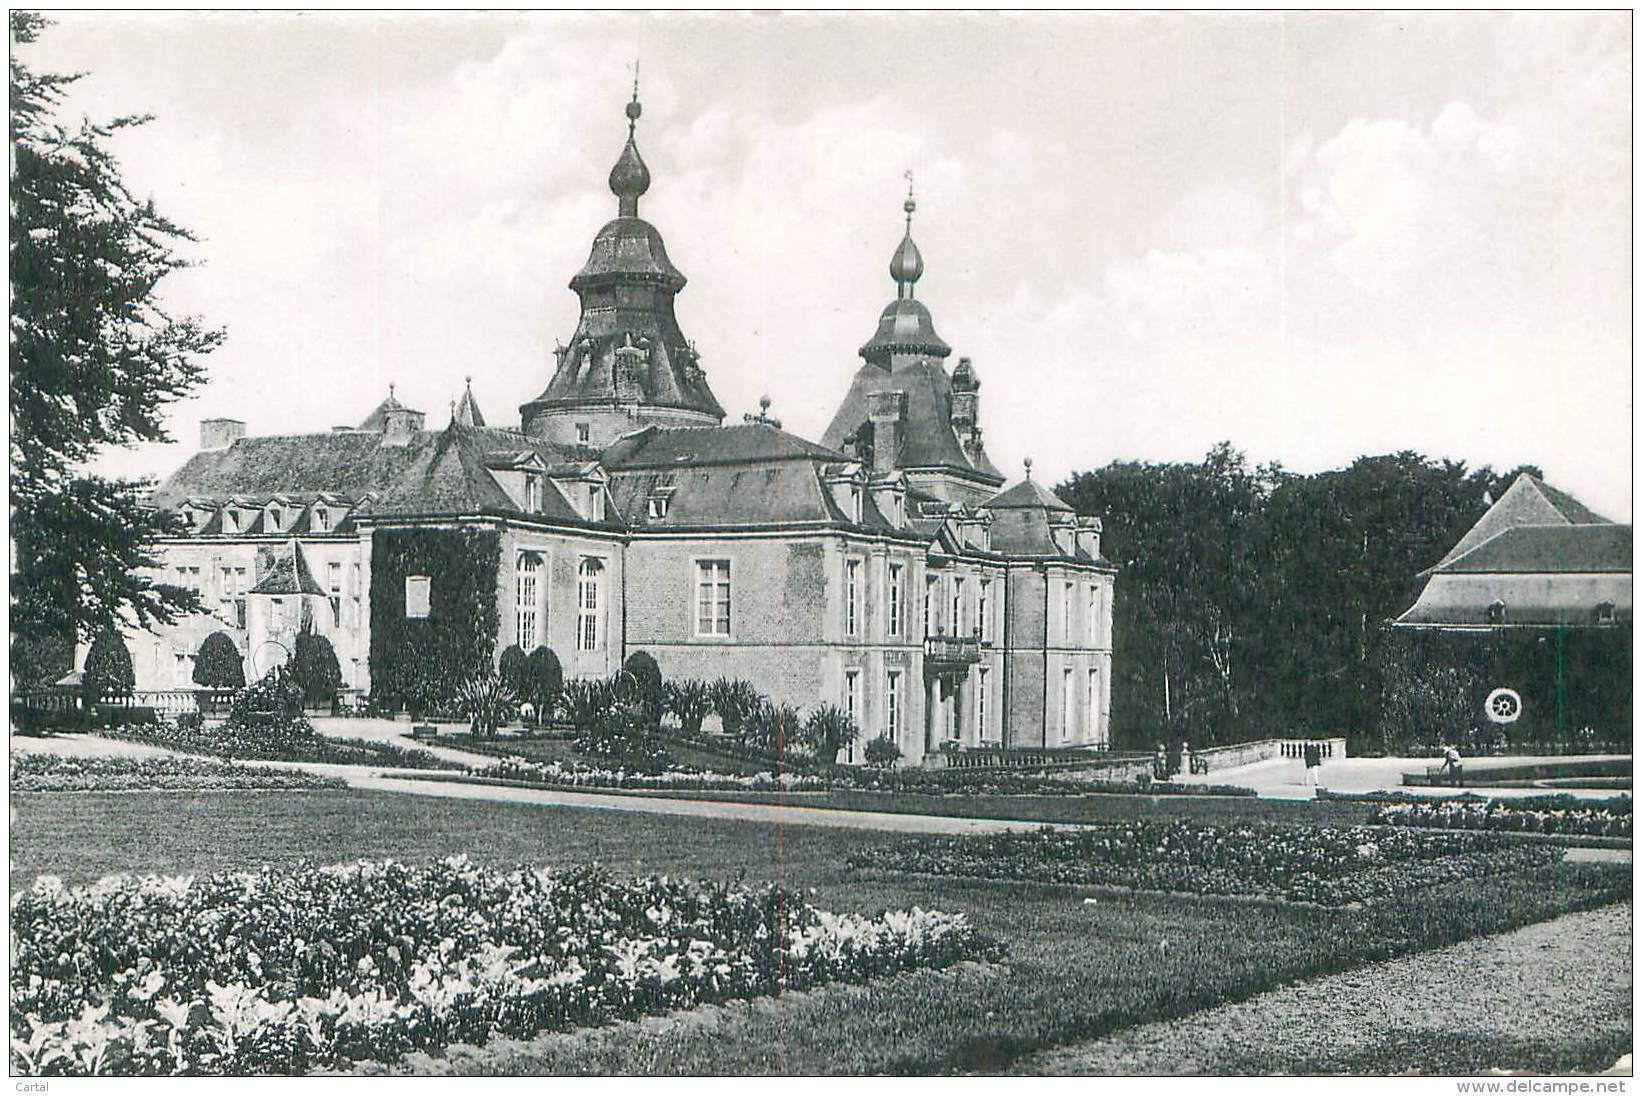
[{"x1": 96, "y1": 90, "x2": 1118, "y2": 764}]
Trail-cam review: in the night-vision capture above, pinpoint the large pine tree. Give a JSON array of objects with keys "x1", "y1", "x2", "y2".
[{"x1": 10, "y1": 12, "x2": 223, "y2": 684}]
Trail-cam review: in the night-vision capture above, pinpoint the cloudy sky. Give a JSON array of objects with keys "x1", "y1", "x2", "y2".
[{"x1": 26, "y1": 11, "x2": 1633, "y2": 518}]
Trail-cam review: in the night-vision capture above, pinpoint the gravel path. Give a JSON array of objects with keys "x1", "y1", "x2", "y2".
[{"x1": 1015, "y1": 903, "x2": 1634, "y2": 1076}]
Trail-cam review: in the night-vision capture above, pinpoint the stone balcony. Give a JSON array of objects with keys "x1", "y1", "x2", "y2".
[{"x1": 924, "y1": 633, "x2": 982, "y2": 673}]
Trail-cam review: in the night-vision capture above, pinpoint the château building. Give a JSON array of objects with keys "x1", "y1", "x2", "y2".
[{"x1": 108, "y1": 87, "x2": 1117, "y2": 764}]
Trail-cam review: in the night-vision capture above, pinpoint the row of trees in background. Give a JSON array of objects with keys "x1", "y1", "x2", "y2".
[{"x1": 1059, "y1": 445, "x2": 1574, "y2": 752}]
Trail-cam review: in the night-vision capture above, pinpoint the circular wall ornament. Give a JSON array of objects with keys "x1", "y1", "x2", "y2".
[{"x1": 1484, "y1": 687, "x2": 1523, "y2": 724}]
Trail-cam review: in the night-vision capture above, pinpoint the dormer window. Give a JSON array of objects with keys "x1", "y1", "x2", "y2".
[
  {"x1": 313, "y1": 507, "x2": 330, "y2": 532},
  {"x1": 267, "y1": 505, "x2": 283, "y2": 531},
  {"x1": 893, "y1": 494, "x2": 906, "y2": 526},
  {"x1": 223, "y1": 508, "x2": 238, "y2": 534},
  {"x1": 850, "y1": 486, "x2": 863, "y2": 523},
  {"x1": 576, "y1": 423, "x2": 591, "y2": 444},
  {"x1": 1596, "y1": 601, "x2": 1616, "y2": 625},
  {"x1": 588, "y1": 485, "x2": 606, "y2": 522},
  {"x1": 179, "y1": 507, "x2": 194, "y2": 530},
  {"x1": 524, "y1": 474, "x2": 542, "y2": 514},
  {"x1": 1487, "y1": 600, "x2": 1506, "y2": 625},
  {"x1": 648, "y1": 494, "x2": 670, "y2": 519}
]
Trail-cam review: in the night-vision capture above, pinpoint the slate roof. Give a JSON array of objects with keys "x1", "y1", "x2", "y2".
[
  {"x1": 250, "y1": 541, "x2": 325, "y2": 595},
  {"x1": 820, "y1": 358, "x2": 1004, "y2": 483},
  {"x1": 602, "y1": 423, "x2": 843, "y2": 469},
  {"x1": 1432, "y1": 473, "x2": 1614, "y2": 570},
  {"x1": 1437, "y1": 524, "x2": 1631, "y2": 575},
  {"x1": 151, "y1": 423, "x2": 591, "y2": 524},
  {"x1": 981, "y1": 478, "x2": 1075, "y2": 513},
  {"x1": 358, "y1": 393, "x2": 417, "y2": 431}
]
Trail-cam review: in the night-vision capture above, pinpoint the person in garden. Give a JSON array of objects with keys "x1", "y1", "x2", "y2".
[
  {"x1": 1302, "y1": 741, "x2": 1322, "y2": 786},
  {"x1": 1152, "y1": 742, "x2": 1169, "y2": 782},
  {"x1": 1438, "y1": 742, "x2": 1463, "y2": 783}
]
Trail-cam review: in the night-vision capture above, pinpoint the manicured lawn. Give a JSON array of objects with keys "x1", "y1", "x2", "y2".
[{"x1": 9, "y1": 789, "x2": 1630, "y2": 1075}]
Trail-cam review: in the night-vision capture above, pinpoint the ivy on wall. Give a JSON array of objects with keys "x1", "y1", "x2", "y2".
[{"x1": 369, "y1": 526, "x2": 500, "y2": 711}]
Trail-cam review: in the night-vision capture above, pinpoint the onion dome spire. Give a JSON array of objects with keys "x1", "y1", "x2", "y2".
[
  {"x1": 608, "y1": 66, "x2": 651, "y2": 217},
  {"x1": 890, "y1": 171, "x2": 924, "y2": 299}
]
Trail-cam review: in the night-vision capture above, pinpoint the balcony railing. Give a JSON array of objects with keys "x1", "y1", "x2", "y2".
[{"x1": 924, "y1": 634, "x2": 982, "y2": 666}]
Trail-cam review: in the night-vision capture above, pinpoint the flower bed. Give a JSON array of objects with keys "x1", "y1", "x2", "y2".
[
  {"x1": 468, "y1": 757, "x2": 827, "y2": 793},
  {"x1": 10, "y1": 754, "x2": 345, "y2": 793},
  {"x1": 834, "y1": 767, "x2": 1257, "y2": 798},
  {"x1": 99, "y1": 717, "x2": 459, "y2": 771},
  {"x1": 1371, "y1": 799, "x2": 1632, "y2": 840},
  {"x1": 10, "y1": 857, "x2": 997, "y2": 1076},
  {"x1": 847, "y1": 821, "x2": 1567, "y2": 907}
]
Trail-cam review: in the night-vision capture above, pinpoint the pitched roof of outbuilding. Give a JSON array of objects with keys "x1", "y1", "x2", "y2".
[
  {"x1": 1432, "y1": 473, "x2": 1614, "y2": 570},
  {"x1": 1435, "y1": 524, "x2": 1631, "y2": 575}
]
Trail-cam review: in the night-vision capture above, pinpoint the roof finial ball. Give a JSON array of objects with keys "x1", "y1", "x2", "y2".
[
  {"x1": 760, "y1": 394, "x2": 772, "y2": 414},
  {"x1": 609, "y1": 61, "x2": 651, "y2": 218},
  {"x1": 1024, "y1": 456, "x2": 1033, "y2": 481},
  {"x1": 890, "y1": 169, "x2": 925, "y2": 300}
]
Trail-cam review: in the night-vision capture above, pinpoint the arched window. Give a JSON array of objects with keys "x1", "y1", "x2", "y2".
[
  {"x1": 577, "y1": 558, "x2": 605, "y2": 652},
  {"x1": 516, "y1": 553, "x2": 543, "y2": 650}
]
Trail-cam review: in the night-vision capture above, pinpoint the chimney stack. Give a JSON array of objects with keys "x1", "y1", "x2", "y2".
[
  {"x1": 866, "y1": 389, "x2": 907, "y2": 479},
  {"x1": 200, "y1": 418, "x2": 246, "y2": 451},
  {"x1": 1076, "y1": 515, "x2": 1103, "y2": 559}
]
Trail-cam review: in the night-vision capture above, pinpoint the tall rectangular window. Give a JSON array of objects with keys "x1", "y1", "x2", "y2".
[
  {"x1": 1087, "y1": 668, "x2": 1101, "y2": 743},
  {"x1": 885, "y1": 670, "x2": 902, "y2": 741},
  {"x1": 887, "y1": 563, "x2": 904, "y2": 637},
  {"x1": 925, "y1": 575, "x2": 940, "y2": 635},
  {"x1": 950, "y1": 577, "x2": 965, "y2": 636},
  {"x1": 221, "y1": 565, "x2": 248, "y2": 629},
  {"x1": 516, "y1": 553, "x2": 542, "y2": 649},
  {"x1": 695, "y1": 560, "x2": 731, "y2": 637},
  {"x1": 1062, "y1": 668, "x2": 1075, "y2": 743},
  {"x1": 979, "y1": 580, "x2": 992, "y2": 643},
  {"x1": 327, "y1": 561, "x2": 343, "y2": 627},
  {"x1": 1088, "y1": 585, "x2": 1100, "y2": 647},
  {"x1": 844, "y1": 559, "x2": 861, "y2": 638},
  {"x1": 524, "y1": 475, "x2": 542, "y2": 513},
  {"x1": 577, "y1": 558, "x2": 605, "y2": 650},
  {"x1": 351, "y1": 562, "x2": 362, "y2": 630},
  {"x1": 314, "y1": 507, "x2": 330, "y2": 532},
  {"x1": 977, "y1": 667, "x2": 990, "y2": 742},
  {"x1": 1063, "y1": 582, "x2": 1074, "y2": 642},
  {"x1": 843, "y1": 669, "x2": 861, "y2": 763}
]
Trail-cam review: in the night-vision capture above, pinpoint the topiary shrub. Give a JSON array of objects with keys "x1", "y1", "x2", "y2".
[
  {"x1": 497, "y1": 644, "x2": 527, "y2": 700},
  {"x1": 192, "y1": 630, "x2": 245, "y2": 690},
  {"x1": 289, "y1": 628, "x2": 342, "y2": 708},
  {"x1": 523, "y1": 646, "x2": 564, "y2": 723},
  {"x1": 622, "y1": 650, "x2": 664, "y2": 727},
  {"x1": 82, "y1": 628, "x2": 135, "y2": 709},
  {"x1": 664, "y1": 679, "x2": 713, "y2": 736},
  {"x1": 864, "y1": 735, "x2": 903, "y2": 769}
]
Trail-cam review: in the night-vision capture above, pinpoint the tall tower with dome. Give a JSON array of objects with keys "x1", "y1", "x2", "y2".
[{"x1": 519, "y1": 81, "x2": 726, "y2": 447}]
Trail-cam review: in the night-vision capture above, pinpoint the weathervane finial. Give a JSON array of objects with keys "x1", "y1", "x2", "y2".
[
  {"x1": 626, "y1": 59, "x2": 642, "y2": 135},
  {"x1": 903, "y1": 169, "x2": 916, "y2": 231}
]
